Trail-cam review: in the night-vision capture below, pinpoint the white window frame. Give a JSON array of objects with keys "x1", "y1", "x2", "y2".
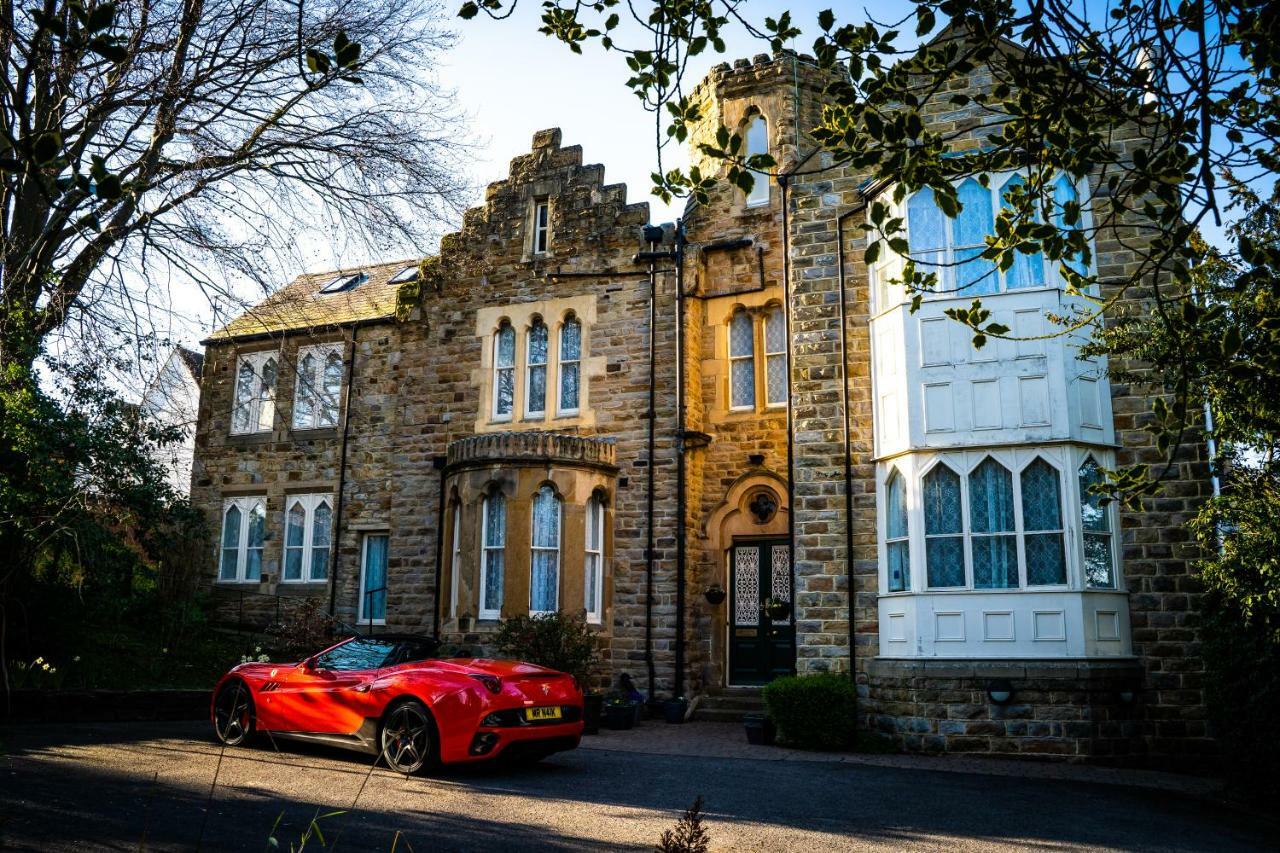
[
  {"x1": 282, "y1": 494, "x2": 333, "y2": 584},
  {"x1": 533, "y1": 199, "x2": 550, "y2": 254},
  {"x1": 1078, "y1": 454, "x2": 1119, "y2": 589},
  {"x1": 871, "y1": 171, "x2": 1097, "y2": 312},
  {"x1": 525, "y1": 318, "x2": 548, "y2": 419},
  {"x1": 762, "y1": 305, "x2": 787, "y2": 408},
  {"x1": 557, "y1": 316, "x2": 582, "y2": 417},
  {"x1": 492, "y1": 322, "x2": 515, "y2": 422},
  {"x1": 916, "y1": 451, "x2": 1073, "y2": 593},
  {"x1": 728, "y1": 309, "x2": 756, "y2": 411},
  {"x1": 884, "y1": 469, "x2": 910, "y2": 593},
  {"x1": 449, "y1": 502, "x2": 462, "y2": 618},
  {"x1": 479, "y1": 493, "x2": 506, "y2": 620},
  {"x1": 230, "y1": 351, "x2": 278, "y2": 435},
  {"x1": 292, "y1": 343, "x2": 343, "y2": 431},
  {"x1": 584, "y1": 494, "x2": 605, "y2": 623},
  {"x1": 529, "y1": 487, "x2": 562, "y2": 616},
  {"x1": 218, "y1": 497, "x2": 265, "y2": 583},
  {"x1": 744, "y1": 114, "x2": 770, "y2": 208},
  {"x1": 357, "y1": 532, "x2": 390, "y2": 626}
]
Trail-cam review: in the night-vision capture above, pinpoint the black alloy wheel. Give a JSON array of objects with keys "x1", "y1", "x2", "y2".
[
  {"x1": 380, "y1": 700, "x2": 435, "y2": 774},
  {"x1": 213, "y1": 681, "x2": 255, "y2": 746}
]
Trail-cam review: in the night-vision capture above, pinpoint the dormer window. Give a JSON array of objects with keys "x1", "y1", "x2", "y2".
[
  {"x1": 745, "y1": 115, "x2": 769, "y2": 207},
  {"x1": 533, "y1": 199, "x2": 550, "y2": 254},
  {"x1": 319, "y1": 271, "x2": 367, "y2": 293}
]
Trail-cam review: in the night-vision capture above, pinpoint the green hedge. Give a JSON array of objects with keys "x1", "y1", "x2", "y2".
[{"x1": 762, "y1": 673, "x2": 857, "y2": 750}]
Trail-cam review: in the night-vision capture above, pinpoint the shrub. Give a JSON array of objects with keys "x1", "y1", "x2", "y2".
[
  {"x1": 265, "y1": 597, "x2": 338, "y2": 659},
  {"x1": 762, "y1": 673, "x2": 857, "y2": 750},
  {"x1": 493, "y1": 612, "x2": 598, "y2": 686},
  {"x1": 656, "y1": 796, "x2": 710, "y2": 853}
]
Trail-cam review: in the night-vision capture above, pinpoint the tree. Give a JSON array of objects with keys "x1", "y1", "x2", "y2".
[{"x1": 462, "y1": 0, "x2": 1279, "y2": 498}]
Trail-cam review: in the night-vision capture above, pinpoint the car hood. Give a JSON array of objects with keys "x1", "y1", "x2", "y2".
[
  {"x1": 231, "y1": 661, "x2": 296, "y2": 678},
  {"x1": 432, "y1": 658, "x2": 567, "y2": 678}
]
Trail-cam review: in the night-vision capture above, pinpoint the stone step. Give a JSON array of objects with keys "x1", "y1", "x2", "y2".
[
  {"x1": 690, "y1": 707, "x2": 756, "y2": 723},
  {"x1": 699, "y1": 695, "x2": 766, "y2": 712}
]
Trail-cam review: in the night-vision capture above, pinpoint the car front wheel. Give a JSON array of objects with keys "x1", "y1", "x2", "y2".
[
  {"x1": 379, "y1": 699, "x2": 436, "y2": 775},
  {"x1": 213, "y1": 681, "x2": 256, "y2": 747}
]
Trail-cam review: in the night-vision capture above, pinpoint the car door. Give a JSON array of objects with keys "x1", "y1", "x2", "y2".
[{"x1": 272, "y1": 638, "x2": 397, "y2": 735}]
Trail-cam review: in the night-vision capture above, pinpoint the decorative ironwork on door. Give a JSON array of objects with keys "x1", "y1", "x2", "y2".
[
  {"x1": 734, "y1": 547, "x2": 759, "y2": 626},
  {"x1": 771, "y1": 545, "x2": 791, "y2": 625}
]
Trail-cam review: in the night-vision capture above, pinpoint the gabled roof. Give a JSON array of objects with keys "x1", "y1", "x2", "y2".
[
  {"x1": 205, "y1": 259, "x2": 422, "y2": 342},
  {"x1": 175, "y1": 346, "x2": 204, "y2": 379}
]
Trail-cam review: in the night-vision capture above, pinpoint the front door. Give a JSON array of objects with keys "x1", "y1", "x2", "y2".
[{"x1": 728, "y1": 539, "x2": 796, "y2": 686}]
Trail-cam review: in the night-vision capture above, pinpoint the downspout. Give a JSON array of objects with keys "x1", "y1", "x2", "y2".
[
  {"x1": 674, "y1": 220, "x2": 688, "y2": 699},
  {"x1": 779, "y1": 175, "x2": 796, "y2": 666},
  {"x1": 644, "y1": 232, "x2": 660, "y2": 701},
  {"x1": 430, "y1": 454, "x2": 448, "y2": 638},
  {"x1": 328, "y1": 325, "x2": 360, "y2": 618},
  {"x1": 836, "y1": 202, "x2": 868, "y2": 680}
]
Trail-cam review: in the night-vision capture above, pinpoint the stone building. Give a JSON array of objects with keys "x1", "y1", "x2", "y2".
[{"x1": 192, "y1": 38, "x2": 1212, "y2": 763}]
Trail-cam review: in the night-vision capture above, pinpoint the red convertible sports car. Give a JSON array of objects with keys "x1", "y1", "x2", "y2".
[{"x1": 211, "y1": 634, "x2": 583, "y2": 773}]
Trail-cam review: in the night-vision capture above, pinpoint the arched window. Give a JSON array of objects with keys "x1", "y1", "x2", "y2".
[
  {"x1": 284, "y1": 494, "x2": 332, "y2": 583},
  {"x1": 449, "y1": 502, "x2": 462, "y2": 618},
  {"x1": 763, "y1": 305, "x2": 787, "y2": 407},
  {"x1": 1078, "y1": 457, "x2": 1115, "y2": 587},
  {"x1": 293, "y1": 345, "x2": 343, "y2": 430},
  {"x1": 745, "y1": 114, "x2": 769, "y2": 207},
  {"x1": 729, "y1": 309, "x2": 756, "y2": 409},
  {"x1": 954, "y1": 178, "x2": 997, "y2": 294},
  {"x1": 1000, "y1": 174, "x2": 1046, "y2": 289},
  {"x1": 908, "y1": 186, "x2": 947, "y2": 282},
  {"x1": 219, "y1": 497, "x2": 266, "y2": 582},
  {"x1": 1021, "y1": 459, "x2": 1065, "y2": 585},
  {"x1": 479, "y1": 493, "x2": 506, "y2": 619},
  {"x1": 530, "y1": 485, "x2": 561, "y2": 614},
  {"x1": 526, "y1": 318, "x2": 548, "y2": 417},
  {"x1": 231, "y1": 353, "x2": 277, "y2": 435},
  {"x1": 493, "y1": 321, "x2": 515, "y2": 419},
  {"x1": 885, "y1": 471, "x2": 910, "y2": 592},
  {"x1": 923, "y1": 465, "x2": 964, "y2": 588},
  {"x1": 585, "y1": 493, "x2": 605, "y2": 623},
  {"x1": 969, "y1": 458, "x2": 1017, "y2": 588},
  {"x1": 559, "y1": 316, "x2": 581, "y2": 414},
  {"x1": 1054, "y1": 174, "x2": 1089, "y2": 277}
]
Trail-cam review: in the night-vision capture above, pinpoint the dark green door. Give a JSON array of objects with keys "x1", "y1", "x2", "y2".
[{"x1": 728, "y1": 539, "x2": 796, "y2": 686}]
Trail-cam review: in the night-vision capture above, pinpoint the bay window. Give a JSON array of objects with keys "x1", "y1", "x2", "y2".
[
  {"x1": 1079, "y1": 457, "x2": 1116, "y2": 588},
  {"x1": 479, "y1": 493, "x2": 506, "y2": 619},
  {"x1": 530, "y1": 485, "x2": 561, "y2": 615},
  {"x1": 585, "y1": 493, "x2": 604, "y2": 623},
  {"x1": 885, "y1": 471, "x2": 910, "y2": 592}
]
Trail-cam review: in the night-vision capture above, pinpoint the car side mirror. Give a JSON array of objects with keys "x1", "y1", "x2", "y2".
[{"x1": 301, "y1": 656, "x2": 318, "y2": 672}]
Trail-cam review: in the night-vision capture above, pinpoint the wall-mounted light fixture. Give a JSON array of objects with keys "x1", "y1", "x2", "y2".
[{"x1": 986, "y1": 679, "x2": 1014, "y2": 705}]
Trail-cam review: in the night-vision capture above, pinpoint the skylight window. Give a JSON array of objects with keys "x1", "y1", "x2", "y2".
[
  {"x1": 388, "y1": 265, "x2": 421, "y2": 284},
  {"x1": 319, "y1": 272, "x2": 367, "y2": 294}
]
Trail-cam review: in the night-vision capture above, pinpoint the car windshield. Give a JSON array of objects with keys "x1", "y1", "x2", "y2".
[{"x1": 313, "y1": 637, "x2": 437, "y2": 672}]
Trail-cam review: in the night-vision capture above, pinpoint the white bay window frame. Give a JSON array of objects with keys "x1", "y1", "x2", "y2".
[
  {"x1": 282, "y1": 494, "x2": 333, "y2": 583},
  {"x1": 219, "y1": 497, "x2": 266, "y2": 583}
]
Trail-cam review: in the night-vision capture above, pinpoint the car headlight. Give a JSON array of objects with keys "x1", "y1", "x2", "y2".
[{"x1": 469, "y1": 674, "x2": 502, "y2": 695}]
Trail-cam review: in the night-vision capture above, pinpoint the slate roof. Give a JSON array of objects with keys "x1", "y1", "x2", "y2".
[
  {"x1": 205, "y1": 259, "x2": 421, "y2": 342},
  {"x1": 175, "y1": 345, "x2": 204, "y2": 379}
]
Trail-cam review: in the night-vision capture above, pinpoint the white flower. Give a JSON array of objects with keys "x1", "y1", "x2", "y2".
[
  {"x1": 41, "y1": 663, "x2": 50, "y2": 671},
  {"x1": 257, "y1": 654, "x2": 270, "y2": 663},
  {"x1": 34, "y1": 657, "x2": 44, "y2": 665},
  {"x1": 73, "y1": 656, "x2": 81, "y2": 663},
  {"x1": 49, "y1": 667, "x2": 57, "y2": 674},
  {"x1": 162, "y1": 648, "x2": 168, "y2": 654}
]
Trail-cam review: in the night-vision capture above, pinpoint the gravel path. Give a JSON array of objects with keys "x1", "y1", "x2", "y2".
[{"x1": 0, "y1": 720, "x2": 1273, "y2": 851}]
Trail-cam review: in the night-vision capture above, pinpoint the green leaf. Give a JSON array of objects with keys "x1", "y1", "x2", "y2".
[
  {"x1": 94, "y1": 174, "x2": 123, "y2": 201},
  {"x1": 459, "y1": 2, "x2": 479, "y2": 19},
  {"x1": 306, "y1": 49, "x2": 331, "y2": 74},
  {"x1": 864, "y1": 242, "x2": 880, "y2": 265},
  {"x1": 31, "y1": 132, "x2": 62, "y2": 165},
  {"x1": 818, "y1": 8, "x2": 835, "y2": 30},
  {"x1": 87, "y1": 2, "x2": 117, "y2": 32}
]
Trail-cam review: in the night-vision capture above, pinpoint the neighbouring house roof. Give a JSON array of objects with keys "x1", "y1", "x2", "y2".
[
  {"x1": 175, "y1": 345, "x2": 204, "y2": 379},
  {"x1": 205, "y1": 259, "x2": 423, "y2": 342}
]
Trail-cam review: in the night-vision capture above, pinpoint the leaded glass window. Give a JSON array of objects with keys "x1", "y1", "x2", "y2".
[
  {"x1": 311, "y1": 500, "x2": 331, "y2": 581},
  {"x1": 908, "y1": 186, "x2": 947, "y2": 285},
  {"x1": 954, "y1": 178, "x2": 998, "y2": 295},
  {"x1": 219, "y1": 497, "x2": 266, "y2": 581},
  {"x1": 1054, "y1": 174, "x2": 1089, "y2": 278},
  {"x1": 1079, "y1": 457, "x2": 1115, "y2": 587},
  {"x1": 559, "y1": 317, "x2": 581, "y2": 414},
  {"x1": 1021, "y1": 459, "x2": 1066, "y2": 585},
  {"x1": 729, "y1": 309, "x2": 755, "y2": 409},
  {"x1": 256, "y1": 359, "x2": 277, "y2": 433},
  {"x1": 285, "y1": 501, "x2": 306, "y2": 581},
  {"x1": 764, "y1": 305, "x2": 787, "y2": 407},
  {"x1": 245, "y1": 500, "x2": 265, "y2": 582},
  {"x1": 530, "y1": 485, "x2": 561, "y2": 613},
  {"x1": 220, "y1": 504, "x2": 242, "y2": 581},
  {"x1": 970, "y1": 458, "x2": 1017, "y2": 589},
  {"x1": 886, "y1": 471, "x2": 910, "y2": 592},
  {"x1": 231, "y1": 354, "x2": 276, "y2": 435},
  {"x1": 480, "y1": 493, "x2": 506, "y2": 618},
  {"x1": 526, "y1": 319, "x2": 549, "y2": 416},
  {"x1": 924, "y1": 464, "x2": 964, "y2": 587},
  {"x1": 283, "y1": 495, "x2": 331, "y2": 583},
  {"x1": 493, "y1": 322, "x2": 515, "y2": 418},
  {"x1": 293, "y1": 345, "x2": 342, "y2": 430}
]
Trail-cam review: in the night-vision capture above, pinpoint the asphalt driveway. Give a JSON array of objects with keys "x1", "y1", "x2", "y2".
[{"x1": 0, "y1": 721, "x2": 1273, "y2": 851}]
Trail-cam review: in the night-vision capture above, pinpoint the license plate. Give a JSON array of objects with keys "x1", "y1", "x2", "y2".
[{"x1": 525, "y1": 706, "x2": 562, "y2": 722}]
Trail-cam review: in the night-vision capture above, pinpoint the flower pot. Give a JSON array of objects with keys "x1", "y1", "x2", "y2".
[
  {"x1": 765, "y1": 600, "x2": 792, "y2": 621},
  {"x1": 604, "y1": 703, "x2": 635, "y2": 730},
  {"x1": 582, "y1": 693, "x2": 603, "y2": 735},
  {"x1": 703, "y1": 585, "x2": 727, "y2": 606},
  {"x1": 662, "y1": 698, "x2": 689, "y2": 724},
  {"x1": 631, "y1": 699, "x2": 645, "y2": 725},
  {"x1": 743, "y1": 713, "x2": 775, "y2": 745}
]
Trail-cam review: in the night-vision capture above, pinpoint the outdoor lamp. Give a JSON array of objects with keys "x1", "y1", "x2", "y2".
[{"x1": 986, "y1": 679, "x2": 1014, "y2": 705}]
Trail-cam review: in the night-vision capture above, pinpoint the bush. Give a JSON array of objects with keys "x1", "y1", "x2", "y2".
[
  {"x1": 762, "y1": 673, "x2": 857, "y2": 750},
  {"x1": 493, "y1": 612, "x2": 598, "y2": 686}
]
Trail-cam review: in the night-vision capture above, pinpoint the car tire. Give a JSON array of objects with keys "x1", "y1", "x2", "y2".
[
  {"x1": 379, "y1": 699, "x2": 438, "y2": 775},
  {"x1": 212, "y1": 680, "x2": 256, "y2": 747}
]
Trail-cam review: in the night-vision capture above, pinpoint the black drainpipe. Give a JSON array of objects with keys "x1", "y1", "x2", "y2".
[
  {"x1": 835, "y1": 203, "x2": 867, "y2": 680},
  {"x1": 641, "y1": 226, "x2": 663, "y2": 701},
  {"x1": 779, "y1": 175, "x2": 797, "y2": 671},
  {"x1": 328, "y1": 324, "x2": 360, "y2": 618},
  {"x1": 430, "y1": 454, "x2": 448, "y2": 639},
  {"x1": 673, "y1": 220, "x2": 688, "y2": 700}
]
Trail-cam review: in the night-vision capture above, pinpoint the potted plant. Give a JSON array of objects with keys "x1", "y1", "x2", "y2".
[
  {"x1": 703, "y1": 584, "x2": 726, "y2": 606},
  {"x1": 604, "y1": 695, "x2": 636, "y2": 730},
  {"x1": 662, "y1": 696, "x2": 689, "y2": 724},
  {"x1": 764, "y1": 597, "x2": 792, "y2": 621},
  {"x1": 743, "y1": 712, "x2": 775, "y2": 745}
]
